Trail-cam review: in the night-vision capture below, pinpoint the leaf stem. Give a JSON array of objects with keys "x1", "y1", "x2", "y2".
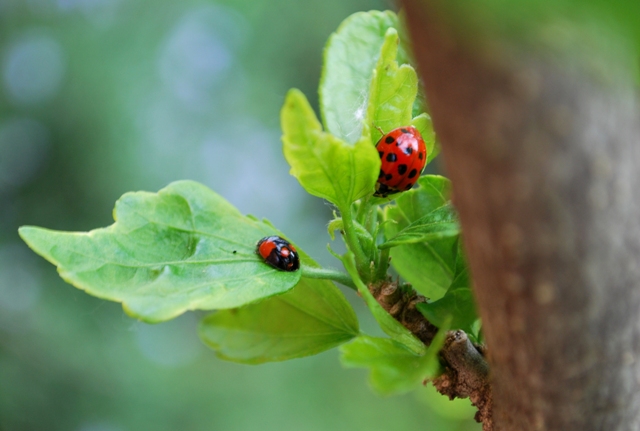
[
  {"x1": 355, "y1": 195, "x2": 372, "y2": 225},
  {"x1": 301, "y1": 266, "x2": 356, "y2": 290},
  {"x1": 375, "y1": 246, "x2": 390, "y2": 281},
  {"x1": 340, "y1": 206, "x2": 371, "y2": 282},
  {"x1": 365, "y1": 203, "x2": 380, "y2": 270}
]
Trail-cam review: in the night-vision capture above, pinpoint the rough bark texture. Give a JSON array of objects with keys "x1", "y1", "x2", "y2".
[
  {"x1": 400, "y1": 1, "x2": 640, "y2": 430},
  {"x1": 433, "y1": 330, "x2": 492, "y2": 428},
  {"x1": 370, "y1": 281, "x2": 492, "y2": 429},
  {"x1": 369, "y1": 281, "x2": 438, "y2": 343}
]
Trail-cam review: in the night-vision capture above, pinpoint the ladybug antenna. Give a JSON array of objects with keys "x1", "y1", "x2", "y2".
[{"x1": 373, "y1": 124, "x2": 385, "y2": 136}]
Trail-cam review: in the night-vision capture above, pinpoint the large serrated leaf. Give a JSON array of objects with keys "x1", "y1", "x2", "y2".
[
  {"x1": 281, "y1": 89, "x2": 380, "y2": 210},
  {"x1": 366, "y1": 27, "x2": 418, "y2": 143},
  {"x1": 319, "y1": 10, "x2": 408, "y2": 144},
  {"x1": 383, "y1": 176, "x2": 458, "y2": 299},
  {"x1": 392, "y1": 175, "x2": 452, "y2": 215},
  {"x1": 411, "y1": 113, "x2": 439, "y2": 164},
  {"x1": 19, "y1": 180, "x2": 301, "y2": 323},
  {"x1": 340, "y1": 326, "x2": 447, "y2": 395},
  {"x1": 380, "y1": 203, "x2": 460, "y2": 249},
  {"x1": 199, "y1": 254, "x2": 359, "y2": 364},
  {"x1": 417, "y1": 243, "x2": 478, "y2": 334}
]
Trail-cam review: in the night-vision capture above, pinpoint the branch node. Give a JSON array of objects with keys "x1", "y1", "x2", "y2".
[{"x1": 369, "y1": 280, "x2": 493, "y2": 430}]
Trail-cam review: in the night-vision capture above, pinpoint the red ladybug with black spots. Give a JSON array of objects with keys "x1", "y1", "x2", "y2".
[
  {"x1": 374, "y1": 126, "x2": 427, "y2": 197},
  {"x1": 256, "y1": 236, "x2": 300, "y2": 272}
]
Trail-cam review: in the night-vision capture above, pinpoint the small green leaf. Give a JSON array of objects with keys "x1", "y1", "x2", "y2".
[
  {"x1": 327, "y1": 217, "x2": 375, "y2": 258},
  {"x1": 19, "y1": 181, "x2": 301, "y2": 323},
  {"x1": 366, "y1": 28, "x2": 418, "y2": 143},
  {"x1": 417, "y1": 286, "x2": 476, "y2": 335},
  {"x1": 417, "y1": 244, "x2": 478, "y2": 333},
  {"x1": 281, "y1": 89, "x2": 380, "y2": 210},
  {"x1": 383, "y1": 176, "x2": 458, "y2": 299},
  {"x1": 199, "y1": 255, "x2": 359, "y2": 364},
  {"x1": 411, "y1": 113, "x2": 440, "y2": 164},
  {"x1": 319, "y1": 10, "x2": 406, "y2": 144},
  {"x1": 340, "y1": 326, "x2": 447, "y2": 395},
  {"x1": 395, "y1": 175, "x2": 452, "y2": 215},
  {"x1": 342, "y1": 251, "x2": 425, "y2": 355},
  {"x1": 380, "y1": 203, "x2": 460, "y2": 249},
  {"x1": 327, "y1": 217, "x2": 342, "y2": 241}
]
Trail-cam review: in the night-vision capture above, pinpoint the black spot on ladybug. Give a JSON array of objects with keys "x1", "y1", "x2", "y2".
[
  {"x1": 256, "y1": 236, "x2": 300, "y2": 272},
  {"x1": 375, "y1": 127, "x2": 427, "y2": 197}
]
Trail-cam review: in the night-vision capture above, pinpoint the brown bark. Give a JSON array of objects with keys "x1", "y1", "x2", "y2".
[
  {"x1": 370, "y1": 281, "x2": 492, "y2": 428},
  {"x1": 399, "y1": 1, "x2": 640, "y2": 430}
]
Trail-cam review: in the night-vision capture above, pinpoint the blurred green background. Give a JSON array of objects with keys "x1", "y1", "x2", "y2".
[{"x1": 0, "y1": 0, "x2": 478, "y2": 430}]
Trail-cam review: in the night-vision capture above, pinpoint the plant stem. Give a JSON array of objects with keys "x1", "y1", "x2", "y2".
[
  {"x1": 301, "y1": 266, "x2": 356, "y2": 290},
  {"x1": 365, "y1": 204, "x2": 378, "y2": 235},
  {"x1": 365, "y1": 203, "x2": 380, "y2": 269},
  {"x1": 340, "y1": 206, "x2": 371, "y2": 282},
  {"x1": 355, "y1": 195, "x2": 372, "y2": 225},
  {"x1": 375, "y1": 246, "x2": 390, "y2": 281}
]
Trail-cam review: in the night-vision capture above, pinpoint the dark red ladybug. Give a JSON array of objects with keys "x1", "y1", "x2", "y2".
[
  {"x1": 256, "y1": 236, "x2": 300, "y2": 272},
  {"x1": 374, "y1": 126, "x2": 427, "y2": 197}
]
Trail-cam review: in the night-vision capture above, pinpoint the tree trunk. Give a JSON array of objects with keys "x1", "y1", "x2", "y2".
[{"x1": 400, "y1": 1, "x2": 640, "y2": 430}]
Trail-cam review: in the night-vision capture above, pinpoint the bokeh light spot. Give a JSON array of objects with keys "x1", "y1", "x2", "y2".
[
  {"x1": 159, "y1": 5, "x2": 246, "y2": 110},
  {"x1": 133, "y1": 312, "x2": 203, "y2": 367},
  {"x1": 3, "y1": 32, "x2": 66, "y2": 105},
  {"x1": 0, "y1": 117, "x2": 50, "y2": 191},
  {"x1": 0, "y1": 243, "x2": 42, "y2": 312}
]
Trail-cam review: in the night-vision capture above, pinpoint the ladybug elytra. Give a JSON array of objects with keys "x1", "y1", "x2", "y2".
[
  {"x1": 256, "y1": 236, "x2": 300, "y2": 272},
  {"x1": 374, "y1": 126, "x2": 427, "y2": 197}
]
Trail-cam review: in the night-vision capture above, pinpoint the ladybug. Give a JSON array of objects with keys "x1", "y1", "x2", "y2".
[
  {"x1": 256, "y1": 236, "x2": 300, "y2": 272},
  {"x1": 374, "y1": 126, "x2": 427, "y2": 197}
]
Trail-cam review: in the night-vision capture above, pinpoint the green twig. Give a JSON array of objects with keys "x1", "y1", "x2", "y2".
[
  {"x1": 301, "y1": 266, "x2": 356, "y2": 290},
  {"x1": 340, "y1": 206, "x2": 371, "y2": 282},
  {"x1": 355, "y1": 195, "x2": 372, "y2": 225},
  {"x1": 375, "y1": 246, "x2": 390, "y2": 281}
]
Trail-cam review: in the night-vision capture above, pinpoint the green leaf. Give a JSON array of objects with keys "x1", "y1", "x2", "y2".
[
  {"x1": 19, "y1": 180, "x2": 301, "y2": 323},
  {"x1": 281, "y1": 89, "x2": 380, "y2": 210},
  {"x1": 342, "y1": 251, "x2": 425, "y2": 355},
  {"x1": 199, "y1": 256, "x2": 359, "y2": 364},
  {"x1": 327, "y1": 218, "x2": 341, "y2": 241},
  {"x1": 366, "y1": 28, "x2": 418, "y2": 143},
  {"x1": 320, "y1": 10, "x2": 408, "y2": 144},
  {"x1": 417, "y1": 244, "x2": 478, "y2": 334},
  {"x1": 327, "y1": 217, "x2": 375, "y2": 258},
  {"x1": 383, "y1": 176, "x2": 458, "y2": 299},
  {"x1": 411, "y1": 113, "x2": 440, "y2": 164},
  {"x1": 393, "y1": 175, "x2": 452, "y2": 215},
  {"x1": 380, "y1": 203, "x2": 459, "y2": 249},
  {"x1": 417, "y1": 285, "x2": 476, "y2": 335},
  {"x1": 340, "y1": 326, "x2": 447, "y2": 395}
]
